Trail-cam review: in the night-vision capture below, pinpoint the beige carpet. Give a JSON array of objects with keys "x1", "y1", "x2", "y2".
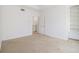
[{"x1": 1, "y1": 33, "x2": 79, "y2": 53}]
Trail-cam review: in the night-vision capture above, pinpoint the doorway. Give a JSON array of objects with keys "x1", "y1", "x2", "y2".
[{"x1": 32, "y1": 16, "x2": 39, "y2": 34}]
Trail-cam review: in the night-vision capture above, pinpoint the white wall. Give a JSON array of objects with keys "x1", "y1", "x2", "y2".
[
  {"x1": 39, "y1": 6, "x2": 70, "y2": 40},
  {"x1": 1, "y1": 5, "x2": 39, "y2": 40}
]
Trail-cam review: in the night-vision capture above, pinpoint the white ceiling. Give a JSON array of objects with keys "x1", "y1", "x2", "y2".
[
  {"x1": 37, "y1": 5, "x2": 52, "y2": 9},
  {"x1": 20, "y1": 5, "x2": 72, "y2": 10},
  {"x1": 27, "y1": 5, "x2": 40, "y2": 10},
  {"x1": 26, "y1": 5, "x2": 52, "y2": 10}
]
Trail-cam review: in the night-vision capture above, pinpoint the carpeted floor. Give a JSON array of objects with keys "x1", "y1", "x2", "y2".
[{"x1": 1, "y1": 33, "x2": 79, "y2": 53}]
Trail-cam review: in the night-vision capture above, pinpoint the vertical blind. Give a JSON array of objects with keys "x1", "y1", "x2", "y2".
[{"x1": 70, "y1": 6, "x2": 79, "y2": 35}]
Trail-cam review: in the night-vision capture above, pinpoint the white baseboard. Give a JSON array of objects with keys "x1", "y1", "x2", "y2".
[
  {"x1": 41, "y1": 33, "x2": 68, "y2": 40},
  {"x1": 2, "y1": 33, "x2": 32, "y2": 41}
]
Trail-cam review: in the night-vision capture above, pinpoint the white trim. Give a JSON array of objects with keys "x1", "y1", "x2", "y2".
[{"x1": 2, "y1": 33, "x2": 32, "y2": 41}]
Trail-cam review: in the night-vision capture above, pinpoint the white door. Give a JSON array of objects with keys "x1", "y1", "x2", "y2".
[
  {"x1": 70, "y1": 6, "x2": 79, "y2": 40},
  {"x1": 39, "y1": 16, "x2": 45, "y2": 34}
]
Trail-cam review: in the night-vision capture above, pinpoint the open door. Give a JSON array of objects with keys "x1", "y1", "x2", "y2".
[{"x1": 38, "y1": 16, "x2": 46, "y2": 34}]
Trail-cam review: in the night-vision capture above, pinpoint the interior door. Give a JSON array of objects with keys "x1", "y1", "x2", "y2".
[{"x1": 39, "y1": 16, "x2": 45, "y2": 34}]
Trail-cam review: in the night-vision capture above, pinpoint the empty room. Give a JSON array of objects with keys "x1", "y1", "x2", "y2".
[{"x1": 0, "y1": 5, "x2": 79, "y2": 53}]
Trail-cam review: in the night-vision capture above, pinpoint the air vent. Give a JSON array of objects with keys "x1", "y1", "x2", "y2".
[{"x1": 20, "y1": 8, "x2": 25, "y2": 11}]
